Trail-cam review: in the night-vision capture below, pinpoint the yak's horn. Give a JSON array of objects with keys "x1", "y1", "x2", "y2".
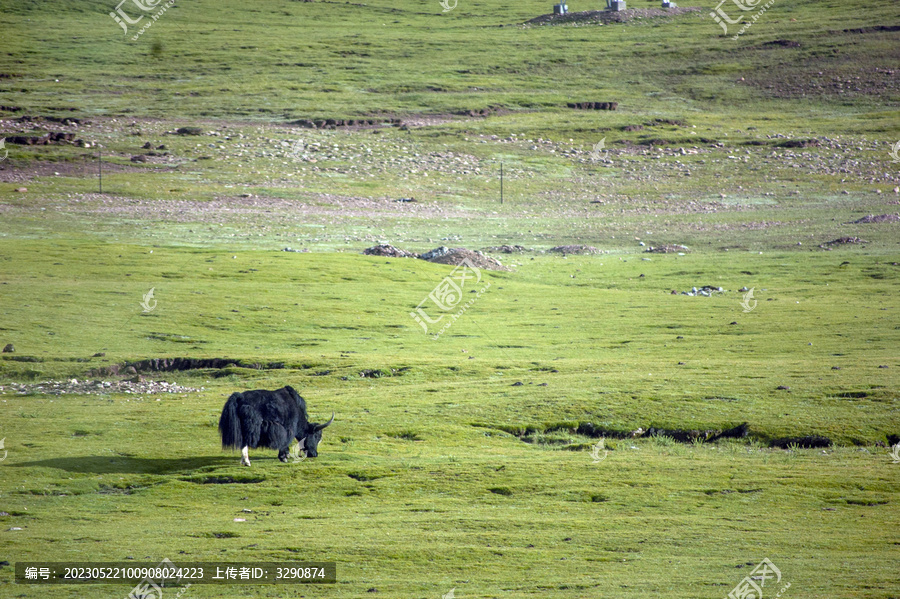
[{"x1": 315, "y1": 412, "x2": 335, "y2": 431}]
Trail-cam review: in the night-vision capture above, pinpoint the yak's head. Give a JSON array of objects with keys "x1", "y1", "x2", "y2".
[{"x1": 298, "y1": 412, "x2": 335, "y2": 458}]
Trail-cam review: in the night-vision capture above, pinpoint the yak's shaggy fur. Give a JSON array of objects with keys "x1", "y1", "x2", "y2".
[{"x1": 219, "y1": 385, "x2": 333, "y2": 466}]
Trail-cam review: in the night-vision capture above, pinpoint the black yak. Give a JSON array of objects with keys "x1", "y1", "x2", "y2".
[{"x1": 218, "y1": 386, "x2": 334, "y2": 466}]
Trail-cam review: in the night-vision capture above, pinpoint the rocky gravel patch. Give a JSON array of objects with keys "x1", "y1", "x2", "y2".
[
  {"x1": 417, "y1": 246, "x2": 508, "y2": 270},
  {"x1": 549, "y1": 245, "x2": 603, "y2": 255},
  {"x1": 363, "y1": 243, "x2": 418, "y2": 258},
  {"x1": 0, "y1": 379, "x2": 200, "y2": 396},
  {"x1": 525, "y1": 7, "x2": 701, "y2": 26},
  {"x1": 645, "y1": 244, "x2": 690, "y2": 253},
  {"x1": 482, "y1": 245, "x2": 531, "y2": 253},
  {"x1": 820, "y1": 236, "x2": 868, "y2": 249},
  {"x1": 361, "y1": 244, "x2": 509, "y2": 270}
]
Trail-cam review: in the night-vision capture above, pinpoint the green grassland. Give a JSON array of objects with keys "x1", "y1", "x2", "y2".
[{"x1": 1, "y1": 0, "x2": 899, "y2": 597}]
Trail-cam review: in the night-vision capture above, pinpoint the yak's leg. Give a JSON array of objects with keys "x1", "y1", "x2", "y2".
[{"x1": 241, "y1": 446, "x2": 251, "y2": 467}]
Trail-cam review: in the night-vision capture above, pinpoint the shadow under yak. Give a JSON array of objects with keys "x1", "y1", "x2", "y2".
[{"x1": 10, "y1": 455, "x2": 234, "y2": 475}]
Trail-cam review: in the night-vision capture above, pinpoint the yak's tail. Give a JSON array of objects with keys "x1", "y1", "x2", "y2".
[{"x1": 219, "y1": 393, "x2": 243, "y2": 450}]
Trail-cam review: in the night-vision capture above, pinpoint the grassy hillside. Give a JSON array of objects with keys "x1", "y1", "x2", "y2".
[{"x1": 0, "y1": 0, "x2": 898, "y2": 123}]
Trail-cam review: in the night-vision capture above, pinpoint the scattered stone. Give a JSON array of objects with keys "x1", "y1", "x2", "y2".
[
  {"x1": 0, "y1": 379, "x2": 200, "y2": 396},
  {"x1": 174, "y1": 127, "x2": 203, "y2": 136},
  {"x1": 679, "y1": 285, "x2": 724, "y2": 297},
  {"x1": 359, "y1": 369, "x2": 387, "y2": 378},
  {"x1": 819, "y1": 236, "x2": 867, "y2": 249},
  {"x1": 419, "y1": 246, "x2": 452, "y2": 261},
  {"x1": 776, "y1": 385, "x2": 790, "y2": 390},
  {"x1": 482, "y1": 245, "x2": 530, "y2": 253},
  {"x1": 526, "y1": 7, "x2": 700, "y2": 26},
  {"x1": 6, "y1": 132, "x2": 75, "y2": 146},
  {"x1": 422, "y1": 247, "x2": 509, "y2": 271},
  {"x1": 645, "y1": 244, "x2": 689, "y2": 254},
  {"x1": 362, "y1": 244, "x2": 417, "y2": 258},
  {"x1": 548, "y1": 245, "x2": 603, "y2": 255}
]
